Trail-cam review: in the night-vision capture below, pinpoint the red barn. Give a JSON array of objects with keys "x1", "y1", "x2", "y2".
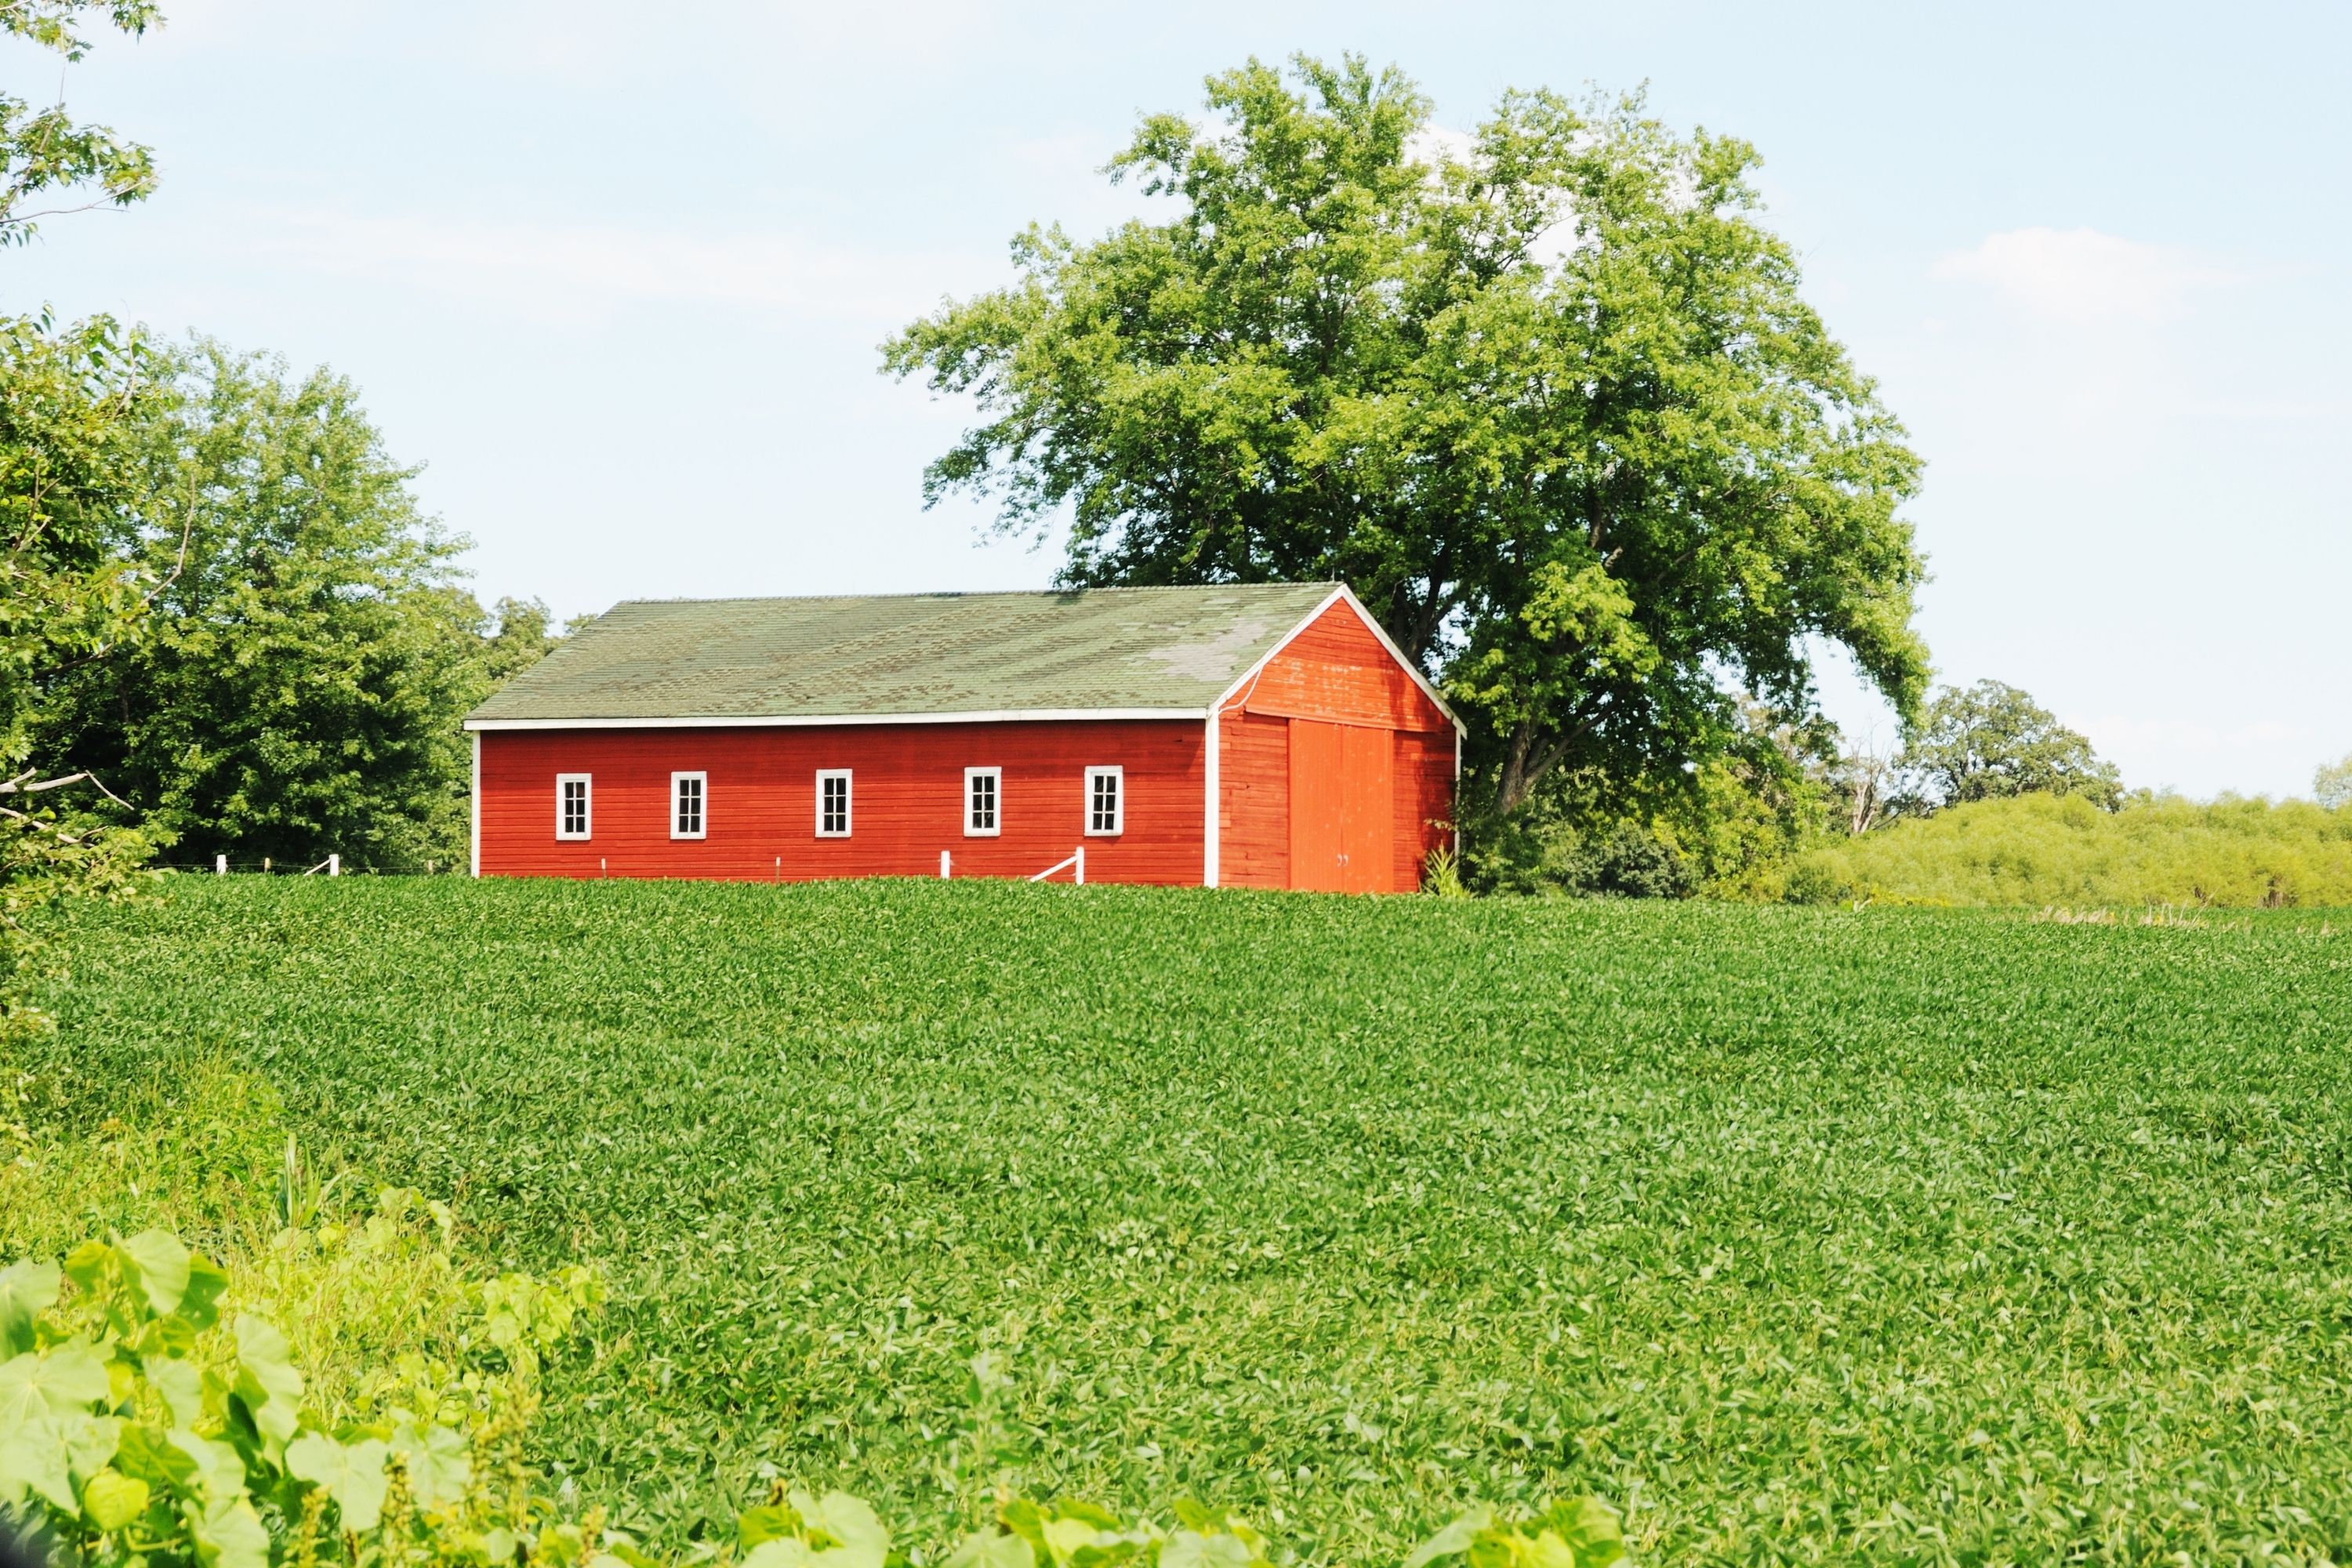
[{"x1": 466, "y1": 583, "x2": 1461, "y2": 892}]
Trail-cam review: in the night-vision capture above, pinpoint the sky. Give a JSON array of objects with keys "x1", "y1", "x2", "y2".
[{"x1": 7, "y1": 0, "x2": 2347, "y2": 797}]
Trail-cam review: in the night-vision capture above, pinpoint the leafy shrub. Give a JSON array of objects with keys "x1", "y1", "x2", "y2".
[
  {"x1": 2, "y1": 1217, "x2": 1625, "y2": 1568},
  {"x1": 1795, "y1": 789, "x2": 2352, "y2": 906}
]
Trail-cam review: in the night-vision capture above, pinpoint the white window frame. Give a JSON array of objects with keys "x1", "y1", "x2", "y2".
[
  {"x1": 816, "y1": 769, "x2": 852, "y2": 837},
  {"x1": 964, "y1": 766, "x2": 1002, "y2": 837},
  {"x1": 1084, "y1": 765, "x2": 1124, "y2": 837},
  {"x1": 556, "y1": 773, "x2": 592, "y2": 840},
  {"x1": 670, "y1": 771, "x2": 707, "y2": 840}
]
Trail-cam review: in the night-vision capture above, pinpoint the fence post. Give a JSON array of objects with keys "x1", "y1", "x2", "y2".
[
  {"x1": 215, "y1": 854, "x2": 226, "y2": 877},
  {"x1": 1076, "y1": 845, "x2": 1085, "y2": 886},
  {"x1": 939, "y1": 850, "x2": 951, "y2": 879},
  {"x1": 328, "y1": 854, "x2": 339, "y2": 877}
]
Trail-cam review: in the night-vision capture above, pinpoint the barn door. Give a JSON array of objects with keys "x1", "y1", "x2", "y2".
[
  {"x1": 1339, "y1": 724, "x2": 1393, "y2": 893},
  {"x1": 1287, "y1": 720, "x2": 1392, "y2": 893},
  {"x1": 1288, "y1": 720, "x2": 1346, "y2": 891}
]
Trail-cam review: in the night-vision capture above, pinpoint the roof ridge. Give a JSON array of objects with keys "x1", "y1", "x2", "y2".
[{"x1": 604, "y1": 583, "x2": 1341, "y2": 609}]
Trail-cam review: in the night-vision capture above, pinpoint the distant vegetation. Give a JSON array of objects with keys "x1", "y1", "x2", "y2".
[
  {"x1": 1794, "y1": 789, "x2": 2352, "y2": 908},
  {"x1": 30, "y1": 878, "x2": 2352, "y2": 1563}
]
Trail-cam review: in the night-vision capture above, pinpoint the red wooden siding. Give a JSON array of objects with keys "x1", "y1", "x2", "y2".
[
  {"x1": 1235, "y1": 600, "x2": 1451, "y2": 732},
  {"x1": 1218, "y1": 599, "x2": 1454, "y2": 893},
  {"x1": 1215, "y1": 708, "x2": 1290, "y2": 890},
  {"x1": 479, "y1": 720, "x2": 1204, "y2": 884}
]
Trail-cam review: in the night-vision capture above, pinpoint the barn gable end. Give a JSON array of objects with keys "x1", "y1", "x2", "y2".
[{"x1": 1208, "y1": 592, "x2": 1459, "y2": 893}]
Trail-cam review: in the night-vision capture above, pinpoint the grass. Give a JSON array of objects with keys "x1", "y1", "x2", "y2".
[
  {"x1": 1796, "y1": 791, "x2": 2352, "y2": 907},
  {"x1": 27, "y1": 877, "x2": 2352, "y2": 1564}
]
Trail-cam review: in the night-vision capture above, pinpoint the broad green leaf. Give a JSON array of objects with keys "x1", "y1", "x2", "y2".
[
  {"x1": 0, "y1": 1338, "x2": 112, "y2": 1424},
  {"x1": 1403, "y1": 1508, "x2": 1491, "y2": 1568},
  {"x1": 192, "y1": 1494, "x2": 270, "y2": 1568},
  {"x1": 802, "y1": 1490, "x2": 887, "y2": 1568},
  {"x1": 230, "y1": 1314, "x2": 302, "y2": 1447},
  {"x1": 742, "y1": 1541, "x2": 818, "y2": 1568},
  {"x1": 0, "y1": 1260, "x2": 60, "y2": 1356},
  {"x1": 165, "y1": 1428, "x2": 245, "y2": 1501},
  {"x1": 113, "y1": 1422, "x2": 198, "y2": 1490},
  {"x1": 1162, "y1": 1535, "x2": 1254, "y2": 1568},
  {"x1": 60, "y1": 1409, "x2": 121, "y2": 1485},
  {"x1": 388, "y1": 1419, "x2": 470, "y2": 1512},
  {"x1": 944, "y1": 1531, "x2": 1035, "y2": 1568},
  {"x1": 179, "y1": 1253, "x2": 230, "y2": 1331},
  {"x1": 0, "y1": 1415, "x2": 73, "y2": 1510},
  {"x1": 118, "y1": 1230, "x2": 191, "y2": 1318},
  {"x1": 287, "y1": 1429, "x2": 390, "y2": 1532},
  {"x1": 1548, "y1": 1499, "x2": 1623, "y2": 1567},
  {"x1": 739, "y1": 1503, "x2": 804, "y2": 1548},
  {"x1": 1041, "y1": 1517, "x2": 1111, "y2": 1566},
  {"x1": 60, "y1": 1240, "x2": 113, "y2": 1294},
  {"x1": 81, "y1": 1466, "x2": 151, "y2": 1530},
  {"x1": 147, "y1": 1356, "x2": 205, "y2": 1429}
]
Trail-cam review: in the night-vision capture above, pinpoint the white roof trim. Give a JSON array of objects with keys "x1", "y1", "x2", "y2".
[
  {"x1": 465, "y1": 707, "x2": 1210, "y2": 732},
  {"x1": 1209, "y1": 585, "x2": 1465, "y2": 736}
]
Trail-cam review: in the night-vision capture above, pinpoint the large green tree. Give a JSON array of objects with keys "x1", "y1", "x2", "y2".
[
  {"x1": 2, "y1": 0, "x2": 158, "y2": 244},
  {"x1": 0, "y1": 1, "x2": 165, "y2": 1058},
  {"x1": 886, "y1": 56, "x2": 1929, "y2": 818},
  {"x1": 1896, "y1": 680, "x2": 2122, "y2": 812},
  {"x1": 37, "y1": 340, "x2": 551, "y2": 870}
]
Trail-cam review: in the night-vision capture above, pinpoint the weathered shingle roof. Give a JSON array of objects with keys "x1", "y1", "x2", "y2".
[{"x1": 466, "y1": 584, "x2": 1345, "y2": 724}]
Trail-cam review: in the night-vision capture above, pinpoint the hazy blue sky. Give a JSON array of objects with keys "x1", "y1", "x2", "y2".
[{"x1": 9, "y1": 1, "x2": 2346, "y2": 796}]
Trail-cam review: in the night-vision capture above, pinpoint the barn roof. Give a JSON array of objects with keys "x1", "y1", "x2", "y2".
[{"x1": 466, "y1": 583, "x2": 1365, "y2": 725}]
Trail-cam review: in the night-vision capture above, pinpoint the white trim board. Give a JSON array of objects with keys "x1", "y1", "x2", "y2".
[
  {"x1": 466, "y1": 707, "x2": 1207, "y2": 731},
  {"x1": 1207, "y1": 585, "x2": 1466, "y2": 739}
]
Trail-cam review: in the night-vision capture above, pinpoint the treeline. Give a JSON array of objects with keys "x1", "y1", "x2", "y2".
[
  {"x1": 26, "y1": 339, "x2": 559, "y2": 872},
  {"x1": 1468, "y1": 679, "x2": 2352, "y2": 907}
]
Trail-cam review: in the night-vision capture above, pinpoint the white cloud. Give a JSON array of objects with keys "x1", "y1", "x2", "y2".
[
  {"x1": 1932, "y1": 227, "x2": 2240, "y2": 323},
  {"x1": 244, "y1": 210, "x2": 986, "y2": 327}
]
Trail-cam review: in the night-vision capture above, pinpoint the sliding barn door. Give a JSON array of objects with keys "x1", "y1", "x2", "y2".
[{"x1": 1287, "y1": 719, "x2": 1394, "y2": 893}]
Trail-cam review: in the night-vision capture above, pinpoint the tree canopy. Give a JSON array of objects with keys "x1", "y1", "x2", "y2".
[
  {"x1": 35, "y1": 340, "x2": 557, "y2": 869},
  {"x1": 1896, "y1": 680, "x2": 2122, "y2": 813},
  {"x1": 884, "y1": 55, "x2": 1929, "y2": 818}
]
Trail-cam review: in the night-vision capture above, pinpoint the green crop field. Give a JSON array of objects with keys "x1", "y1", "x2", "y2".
[{"x1": 25, "y1": 880, "x2": 2352, "y2": 1563}]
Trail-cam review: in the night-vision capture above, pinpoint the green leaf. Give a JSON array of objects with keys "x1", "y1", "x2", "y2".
[
  {"x1": 742, "y1": 1541, "x2": 818, "y2": 1568},
  {"x1": 179, "y1": 1253, "x2": 230, "y2": 1331},
  {"x1": 165, "y1": 1428, "x2": 245, "y2": 1501},
  {"x1": 0, "y1": 1415, "x2": 74, "y2": 1511},
  {"x1": 287, "y1": 1429, "x2": 390, "y2": 1532},
  {"x1": 800, "y1": 1491, "x2": 887, "y2": 1568},
  {"x1": 192, "y1": 1494, "x2": 270, "y2": 1568},
  {"x1": 0, "y1": 1260, "x2": 60, "y2": 1356},
  {"x1": 1548, "y1": 1499, "x2": 1623, "y2": 1567},
  {"x1": 112, "y1": 1421, "x2": 197, "y2": 1490},
  {"x1": 60, "y1": 1409, "x2": 121, "y2": 1486},
  {"x1": 230, "y1": 1314, "x2": 302, "y2": 1447},
  {"x1": 945, "y1": 1532, "x2": 1035, "y2": 1568},
  {"x1": 147, "y1": 1356, "x2": 205, "y2": 1429},
  {"x1": 81, "y1": 1465, "x2": 151, "y2": 1530},
  {"x1": 1403, "y1": 1507, "x2": 1491, "y2": 1568},
  {"x1": 118, "y1": 1230, "x2": 191, "y2": 1318},
  {"x1": 739, "y1": 1503, "x2": 804, "y2": 1548},
  {"x1": 388, "y1": 1419, "x2": 470, "y2": 1512},
  {"x1": 0, "y1": 1338, "x2": 112, "y2": 1424}
]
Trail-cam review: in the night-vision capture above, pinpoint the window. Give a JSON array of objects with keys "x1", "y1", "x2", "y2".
[
  {"x1": 671, "y1": 771, "x2": 706, "y2": 840},
  {"x1": 964, "y1": 766, "x2": 1001, "y2": 837},
  {"x1": 1084, "y1": 766, "x2": 1123, "y2": 836},
  {"x1": 816, "y1": 770, "x2": 851, "y2": 837},
  {"x1": 556, "y1": 774, "x2": 592, "y2": 840}
]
